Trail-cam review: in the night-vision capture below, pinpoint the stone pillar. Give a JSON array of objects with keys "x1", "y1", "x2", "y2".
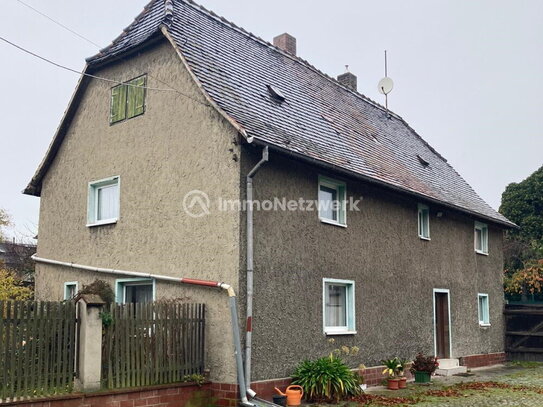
[{"x1": 75, "y1": 294, "x2": 105, "y2": 391}]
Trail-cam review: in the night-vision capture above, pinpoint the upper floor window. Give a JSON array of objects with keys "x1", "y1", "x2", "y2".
[
  {"x1": 418, "y1": 203, "x2": 430, "y2": 240},
  {"x1": 318, "y1": 176, "x2": 347, "y2": 227},
  {"x1": 87, "y1": 176, "x2": 120, "y2": 227},
  {"x1": 110, "y1": 75, "x2": 147, "y2": 124},
  {"x1": 478, "y1": 293, "x2": 490, "y2": 326},
  {"x1": 323, "y1": 278, "x2": 356, "y2": 335},
  {"x1": 474, "y1": 221, "x2": 488, "y2": 255}
]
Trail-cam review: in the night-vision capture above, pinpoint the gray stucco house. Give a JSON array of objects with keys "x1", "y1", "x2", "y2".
[{"x1": 24, "y1": 0, "x2": 515, "y2": 401}]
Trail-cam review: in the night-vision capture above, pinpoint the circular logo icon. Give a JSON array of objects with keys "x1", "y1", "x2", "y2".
[{"x1": 182, "y1": 190, "x2": 211, "y2": 218}]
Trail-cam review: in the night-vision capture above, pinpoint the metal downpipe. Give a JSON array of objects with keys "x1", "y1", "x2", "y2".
[{"x1": 245, "y1": 146, "x2": 269, "y2": 391}]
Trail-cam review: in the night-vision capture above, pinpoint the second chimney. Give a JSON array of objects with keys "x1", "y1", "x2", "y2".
[
  {"x1": 337, "y1": 71, "x2": 357, "y2": 92},
  {"x1": 273, "y1": 33, "x2": 296, "y2": 55}
]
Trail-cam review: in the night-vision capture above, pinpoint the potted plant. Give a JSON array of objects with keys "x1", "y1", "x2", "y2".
[
  {"x1": 396, "y1": 358, "x2": 409, "y2": 389},
  {"x1": 410, "y1": 353, "x2": 439, "y2": 384},
  {"x1": 381, "y1": 358, "x2": 400, "y2": 390}
]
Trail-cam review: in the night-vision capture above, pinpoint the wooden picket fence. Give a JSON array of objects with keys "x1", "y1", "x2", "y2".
[
  {"x1": 101, "y1": 302, "x2": 205, "y2": 389},
  {"x1": 505, "y1": 304, "x2": 543, "y2": 361},
  {"x1": 0, "y1": 301, "x2": 77, "y2": 402}
]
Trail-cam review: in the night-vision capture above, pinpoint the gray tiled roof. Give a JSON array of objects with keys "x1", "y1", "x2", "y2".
[{"x1": 87, "y1": 0, "x2": 513, "y2": 227}]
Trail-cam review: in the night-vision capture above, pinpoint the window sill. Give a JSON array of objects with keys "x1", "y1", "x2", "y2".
[
  {"x1": 419, "y1": 236, "x2": 431, "y2": 241},
  {"x1": 324, "y1": 330, "x2": 357, "y2": 336},
  {"x1": 320, "y1": 218, "x2": 347, "y2": 228},
  {"x1": 479, "y1": 323, "x2": 491, "y2": 328},
  {"x1": 87, "y1": 218, "x2": 118, "y2": 228},
  {"x1": 475, "y1": 250, "x2": 489, "y2": 256}
]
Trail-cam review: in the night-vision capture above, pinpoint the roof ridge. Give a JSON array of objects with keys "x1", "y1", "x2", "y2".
[
  {"x1": 180, "y1": 0, "x2": 403, "y2": 121},
  {"x1": 90, "y1": 0, "x2": 162, "y2": 59}
]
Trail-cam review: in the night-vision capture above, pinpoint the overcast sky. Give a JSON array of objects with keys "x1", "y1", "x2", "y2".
[{"x1": 1, "y1": 0, "x2": 541, "y2": 240}]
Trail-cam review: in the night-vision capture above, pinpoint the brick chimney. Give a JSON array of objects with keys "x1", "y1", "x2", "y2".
[
  {"x1": 337, "y1": 71, "x2": 357, "y2": 92},
  {"x1": 273, "y1": 33, "x2": 296, "y2": 55}
]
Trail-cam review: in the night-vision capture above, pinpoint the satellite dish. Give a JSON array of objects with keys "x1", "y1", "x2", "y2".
[{"x1": 378, "y1": 77, "x2": 394, "y2": 95}]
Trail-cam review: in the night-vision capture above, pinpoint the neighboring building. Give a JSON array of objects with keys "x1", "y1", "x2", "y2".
[
  {"x1": 0, "y1": 240, "x2": 36, "y2": 285},
  {"x1": 24, "y1": 0, "x2": 515, "y2": 400}
]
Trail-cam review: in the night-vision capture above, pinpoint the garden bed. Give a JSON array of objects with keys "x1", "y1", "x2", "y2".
[{"x1": 306, "y1": 362, "x2": 543, "y2": 406}]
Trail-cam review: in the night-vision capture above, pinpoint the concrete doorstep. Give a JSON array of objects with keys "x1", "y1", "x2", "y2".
[{"x1": 435, "y1": 358, "x2": 468, "y2": 377}]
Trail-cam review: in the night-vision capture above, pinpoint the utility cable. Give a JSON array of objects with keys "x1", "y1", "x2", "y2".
[
  {"x1": 0, "y1": 36, "x2": 176, "y2": 91},
  {"x1": 5, "y1": 0, "x2": 211, "y2": 105}
]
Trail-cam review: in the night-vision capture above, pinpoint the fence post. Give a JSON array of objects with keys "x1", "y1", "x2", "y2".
[{"x1": 75, "y1": 294, "x2": 105, "y2": 391}]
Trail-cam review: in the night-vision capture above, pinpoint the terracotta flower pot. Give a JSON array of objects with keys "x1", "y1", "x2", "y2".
[
  {"x1": 398, "y1": 376, "x2": 407, "y2": 389},
  {"x1": 387, "y1": 378, "x2": 400, "y2": 390}
]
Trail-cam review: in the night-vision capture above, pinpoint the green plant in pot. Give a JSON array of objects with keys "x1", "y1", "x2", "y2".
[
  {"x1": 381, "y1": 358, "x2": 401, "y2": 390},
  {"x1": 396, "y1": 358, "x2": 409, "y2": 389},
  {"x1": 291, "y1": 352, "x2": 361, "y2": 402},
  {"x1": 410, "y1": 353, "x2": 439, "y2": 384}
]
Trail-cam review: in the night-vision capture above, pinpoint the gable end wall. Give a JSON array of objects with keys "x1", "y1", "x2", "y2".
[{"x1": 35, "y1": 40, "x2": 242, "y2": 383}]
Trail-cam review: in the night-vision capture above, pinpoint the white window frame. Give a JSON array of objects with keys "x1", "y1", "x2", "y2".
[
  {"x1": 63, "y1": 281, "x2": 79, "y2": 300},
  {"x1": 478, "y1": 293, "x2": 490, "y2": 326},
  {"x1": 318, "y1": 176, "x2": 347, "y2": 227},
  {"x1": 418, "y1": 203, "x2": 430, "y2": 240},
  {"x1": 115, "y1": 278, "x2": 156, "y2": 304},
  {"x1": 87, "y1": 176, "x2": 120, "y2": 227},
  {"x1": 322, "y1": 278, "x2": 356, "y2": 335},
  {"x1": 474, "y1": 221, "x2": 489, "y2": 255}
]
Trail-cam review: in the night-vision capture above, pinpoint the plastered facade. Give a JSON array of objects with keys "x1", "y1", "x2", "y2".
[
  {"x1": 35, "y1": 40, "x2": 241, "y2": 383},
  {"x1": 242, "y1": 150, "x2": 505, "y2": 381}
]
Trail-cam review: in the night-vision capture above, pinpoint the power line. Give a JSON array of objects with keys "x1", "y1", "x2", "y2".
[
  {"x1": 0, "y1": 36, "x2": 176, "y2": 91},
  {"x1": 7, "y1": 0, "x2": 211, "y2": 106},
  {"x1": 14, "y1": 0, "x2": 101, "y2": 48}
]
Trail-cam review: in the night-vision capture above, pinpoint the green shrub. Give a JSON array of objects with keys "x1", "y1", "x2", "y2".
[
  {"x1": 291, "y1": 355, "x2": 360, "y2": 402},
  {"x1": 183, "y1": 374, "x2": 207, "y2": 386}
]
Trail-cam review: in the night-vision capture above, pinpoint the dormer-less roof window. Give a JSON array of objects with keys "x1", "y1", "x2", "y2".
[
  {"x1": 266, "y1": 85, "x2": 285, "y2": 102},
  {"x1": 417, "y1": 154, "x2": 429, "y2": 167}
]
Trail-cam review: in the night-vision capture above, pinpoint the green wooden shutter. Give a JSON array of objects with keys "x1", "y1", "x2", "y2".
[
  {"x1": 110, "y1": 84, "x2": 127, "y2": 123},
  {"x1": 127, "y1": 75, "x2": 146, "y2": 119}
]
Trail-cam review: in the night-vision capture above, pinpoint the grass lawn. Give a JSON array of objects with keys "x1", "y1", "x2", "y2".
[{"x1": 308, "y1": 362, "x2": 543, "y2": 406}]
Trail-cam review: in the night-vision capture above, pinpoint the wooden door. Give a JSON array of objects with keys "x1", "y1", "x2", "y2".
[{"x1": 435, "y1": 292, "x2": 450, "y2": 358}]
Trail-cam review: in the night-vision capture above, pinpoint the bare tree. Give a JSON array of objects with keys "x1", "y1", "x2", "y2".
[{"x1": 0, "y1": 208, "x2": 11, "y2": 240}]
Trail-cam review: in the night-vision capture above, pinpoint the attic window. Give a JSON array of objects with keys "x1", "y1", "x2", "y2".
[
  {"x1": 417, "y1": 154, "x2": 429, "y2": 167},
  {"x1": 266, "y1": 85, "x2": 285, "y2": 102},
  {"x1": 110, "y1": 75, "x2": 147, "y2": 124}
]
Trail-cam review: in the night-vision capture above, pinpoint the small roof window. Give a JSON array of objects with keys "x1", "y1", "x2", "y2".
[
  {"x1": 417, "y1": 154, "x2": 430, "y2": 167},
  {"x1": 266, "y1": 85, "x2": 285, "y2": 102}
]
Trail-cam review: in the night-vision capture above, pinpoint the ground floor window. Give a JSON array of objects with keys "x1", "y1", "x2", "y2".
[
  {"x1": 63, "y1": 281, "x2": 78, "y2": 300},
  {"x1": 478, "y1": 293, "x2": 490, "y2": 326},
  {"x1": 115, "y1": 278, "x2": 155, "y2": 304},
  {"x1": 323, "y1": 278, "x2": 356, "y2": 335}
]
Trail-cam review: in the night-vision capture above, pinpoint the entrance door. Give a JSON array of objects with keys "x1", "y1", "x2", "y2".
[{"x1": 434, "y1": 290, "x2": 450, "y2": 358}]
